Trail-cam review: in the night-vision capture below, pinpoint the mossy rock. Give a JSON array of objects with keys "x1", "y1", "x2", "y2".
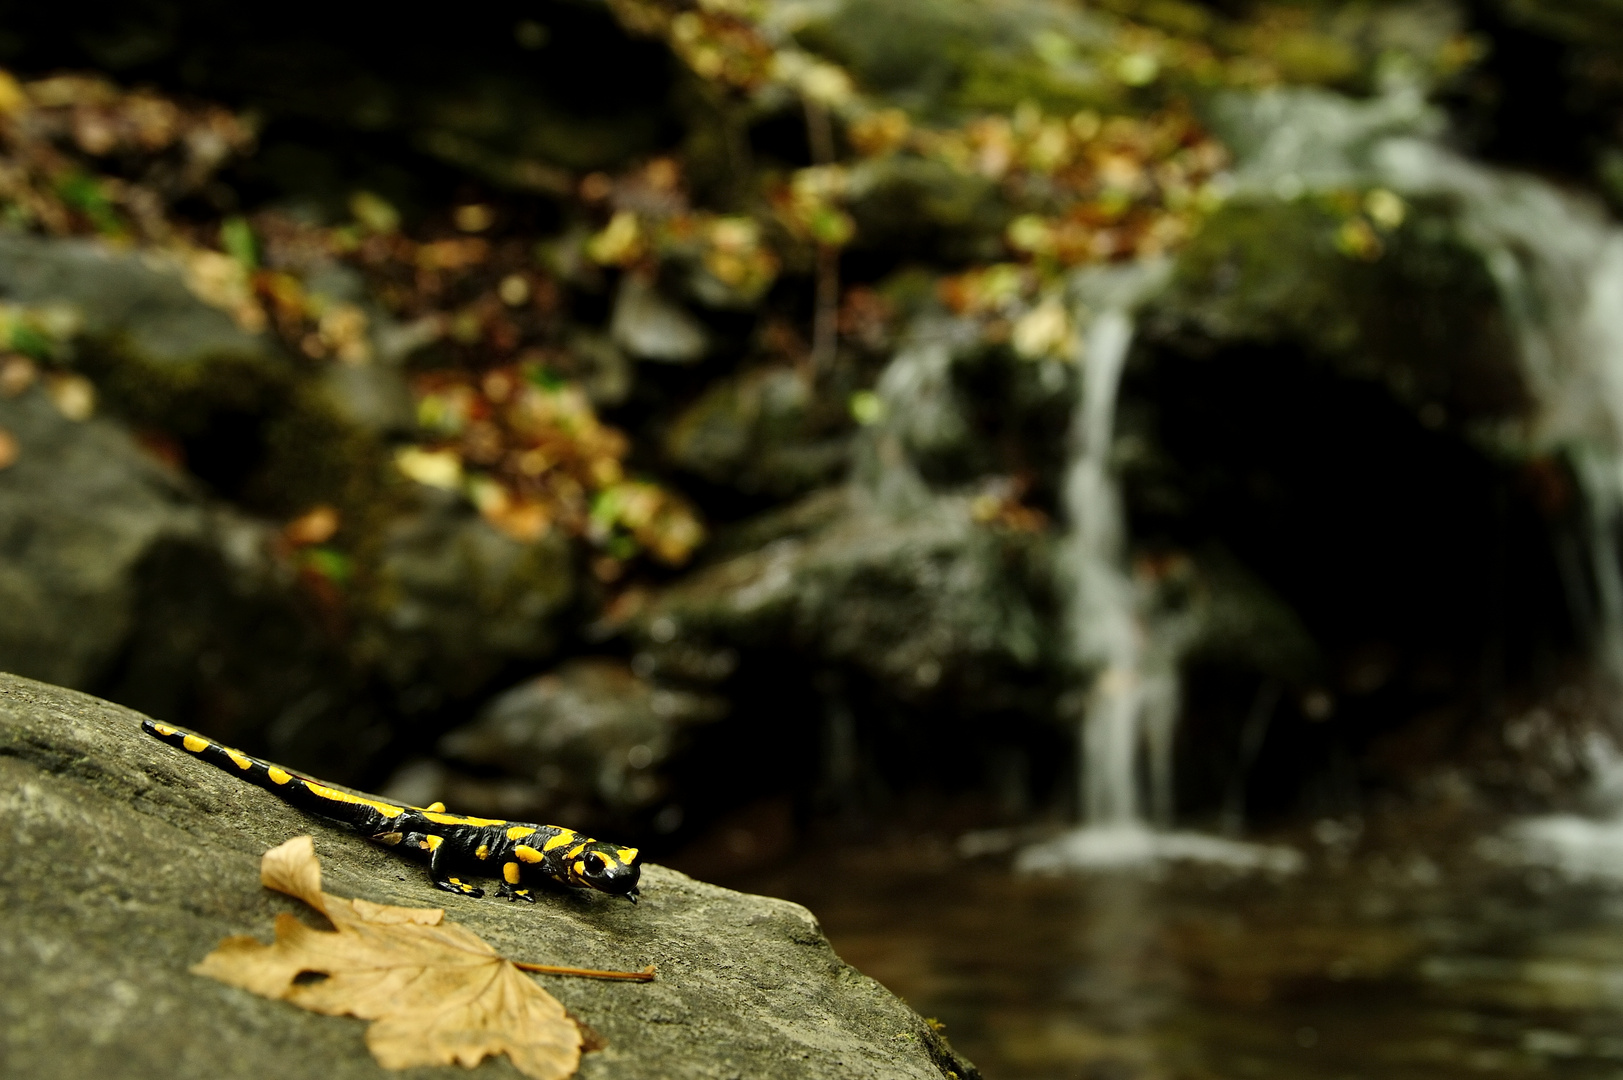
[{"x1": 1151, "y1": 194, "x2": 1527, "y2": 427}]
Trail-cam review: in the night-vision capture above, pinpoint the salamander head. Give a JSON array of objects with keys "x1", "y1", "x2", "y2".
[{"x1": 572, "y1": 841, "x2": 642, "y2": 903}]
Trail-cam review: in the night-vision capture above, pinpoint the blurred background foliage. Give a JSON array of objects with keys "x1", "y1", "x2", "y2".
[{"x1": 0, "y1": 0, "x2": 1620, "y2": 869}]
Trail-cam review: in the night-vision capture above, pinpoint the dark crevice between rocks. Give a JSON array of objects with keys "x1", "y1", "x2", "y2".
[{"x1": 1123, "y1": 339, "x2": 1583, "y2": 826}]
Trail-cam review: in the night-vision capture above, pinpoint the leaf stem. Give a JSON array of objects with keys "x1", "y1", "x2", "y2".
[{"x1": 512, "y1": 960, "x2": 657, "y2": 982}]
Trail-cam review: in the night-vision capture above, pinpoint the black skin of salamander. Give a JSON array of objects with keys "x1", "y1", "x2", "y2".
[{"x1": 141, "y1": 719, "x2": 641, "y2": 903}]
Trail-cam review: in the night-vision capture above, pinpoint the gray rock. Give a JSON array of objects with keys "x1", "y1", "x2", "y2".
[
  {"x1": 1148, "y1": 195, "x2": 1528, "y2": 426},
  {"x1": 0, "y1": 386, "x2": 212, "y2": 689},
  {"x1": 0, "y1": 673, "x2": 979, "y2": 1080},
  {"x1": 663, "y1": 365, "x2": 850, "y2": 497},
  {"x1": 565, "y1": 330, "x2": 634, "y2": 408},
  {"x1": 317, "y1": 362, "x2": 417, "y2": 436},
  {"x1": 611, "y1": 276, "x2": 709, "y2": 363},
  {"x1": 362, "y1": 494, "x2": 576, "y2": 699},
  {"x1": 631, "y1": 486, "x2": 1046, "y2": 698},
  {"x1": 0, "y1": 232, "x2": 280, "y2": 370},
  {"x1": 424, "y1": 658, "x2": 726, "y2": 822}
]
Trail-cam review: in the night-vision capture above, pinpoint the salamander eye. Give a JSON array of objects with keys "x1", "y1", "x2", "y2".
[{"x1": 587, "y1": 852, "x2": 611, "y2": 874}]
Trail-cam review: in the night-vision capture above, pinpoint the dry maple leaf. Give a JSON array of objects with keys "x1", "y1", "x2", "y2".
[{"x1": 194, "y1": 836, "x2": 648, "y2": 1079}]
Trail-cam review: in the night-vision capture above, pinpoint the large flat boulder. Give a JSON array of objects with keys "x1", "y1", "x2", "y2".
[{"x1": 0, "y1": 673, "x2": 978, "y2": 1080}]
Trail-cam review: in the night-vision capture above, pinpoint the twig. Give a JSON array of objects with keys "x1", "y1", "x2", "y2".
[
  {"x1": 512, "y1": 960, "x2": 657, "y2": 982},
  {"x1": 803, "y1": 96, "x2": 839, "y2": 377}
]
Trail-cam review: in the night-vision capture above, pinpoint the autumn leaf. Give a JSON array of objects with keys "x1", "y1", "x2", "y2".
[{"x1": 193, "y1": 837, "x2": 649, "y2": 1080}]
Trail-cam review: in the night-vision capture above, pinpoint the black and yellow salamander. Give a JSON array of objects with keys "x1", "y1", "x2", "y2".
[{"x1": 142, "y1": 719, "x2": 641, "y2": 904}]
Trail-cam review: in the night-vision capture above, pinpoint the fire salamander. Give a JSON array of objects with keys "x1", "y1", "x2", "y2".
[{"x1": 142, "y1": 719, "x2": 641, "y2": 904}]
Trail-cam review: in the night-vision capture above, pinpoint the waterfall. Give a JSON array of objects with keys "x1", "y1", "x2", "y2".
[
  {"x1": 1020, "y1": 266, "x2": 1301, "y2": 874},
  {"x1": 1063, "y1": 304, "x2": 1147, "y2": 827}
]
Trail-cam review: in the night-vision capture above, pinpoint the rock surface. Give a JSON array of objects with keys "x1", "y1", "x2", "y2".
[
  {"x1": 0, "y1": 385, "x2": 212, "y2": 690},
  {"x1": 630, "y1": 486, "x2": 1046, "y2": 700},
  {"x1": 408, "y1": 658, "x2": 726, "y2": 825},
  {"x1": 0, "y1": 673, "x2": 979, "y2": 1080}
]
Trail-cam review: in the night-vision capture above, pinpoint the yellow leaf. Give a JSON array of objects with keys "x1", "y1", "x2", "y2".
[
  {"x1": 194, "y1": 837, "x2": 584, "y2": 1080},
  {"x1": 395, "y1": 446, "x2": 464, "y2": 489}
]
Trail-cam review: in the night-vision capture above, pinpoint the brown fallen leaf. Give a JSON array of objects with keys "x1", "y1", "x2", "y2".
[{"x1": 194, "y1": 836, "x2": 652, "y2": 1079}]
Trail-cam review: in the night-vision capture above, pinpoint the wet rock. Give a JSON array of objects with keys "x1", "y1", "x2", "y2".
[
  {"x1": 1185, "y1": 548, "x2": 1323, "y2": 684},
  {"x1": 362, "y1": 493, "x2": 576, "y2": 700},
  {"x1": 611, "y1": 276, "x2": 709, "y2": 363},
  {"x1": 395, "y1": 658, "x2": 726, "y2": 825},
  {"x1": 0, "y1": 383, "x2": 213, "y2": 690},
  {"x1": 0, "y1": 231, "x2": 393, "y2": 515},
  {"x1": 664, "y1": 365, "x2": 850, "y2": 497},
  {"x1": 793, "y1": 0, "x2": 1116, "y2": 116},
  {"x1": 630, "y1": 486, "x2": 1046, "y2": 699},
  {"x1": 0, "y1": 672, "x2": 980, "y2": 1080}
]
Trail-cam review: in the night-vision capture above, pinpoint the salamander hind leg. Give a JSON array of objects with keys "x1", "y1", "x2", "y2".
[
  {"x1": 433, "y1": 876, "x2": 485, "y2": 898},
  {"x1": 427, "y1": 841, "x2": 484, "y2": 898}
]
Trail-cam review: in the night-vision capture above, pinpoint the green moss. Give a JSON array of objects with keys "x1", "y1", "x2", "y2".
[{"x1": 795, "y1": 0, "x2": 1120, "y2": 120}]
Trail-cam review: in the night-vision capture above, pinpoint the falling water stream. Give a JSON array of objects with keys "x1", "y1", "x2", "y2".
[{"x1": 1019, "y1": 266, "x2": 1302, "y2": 873}]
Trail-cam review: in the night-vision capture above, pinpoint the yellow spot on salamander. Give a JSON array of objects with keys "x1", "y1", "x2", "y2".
[
  {"x1": 573, "y1": 860, "x2": 587, "y2": 877},
  {"x1": 422, "y1": 811, "x2": 504, "y2": 827},
  {"x1": 475, "y1": 844, "x2": 489, "y2": 860},
  {"x1": 424, "y1": 835, "x2": 443, "y2": 852},
  {"x1": 617, "y1": 847, "x2": 639, "y2": 864},
  {"x1": 152, "y1": 724, "x2": 177, "y2": 736},
  {"x1": 514, "y1": 845, "x2": 543, "y2": 864},
  {"x1": 506, "y1": 825, "x2": 536, "y2": 840},
  {"x1": 564, "y1": 842, "x2": 587, "y2": 860},
  {"x1": 424, "y1": 801, "x2": 446, "y2": 813},
  {"x1": 267, "y1": 767, "x2": 292, "y2": 785},
  {"x1": 542, "y1": 830, "x2": 576, "y2": 851},
  {"x1": 182, "y1": 735, "x2": 209, "y2": 753},
  {"x1": 225, "y1": 749, "x2": 253, "y2": 770},
  {"x1": 503, "y1": 862, "x2": 521, "y2": 884},
  {"x1": 304, "y1": 781, "x2": 404, "y2": 818}
]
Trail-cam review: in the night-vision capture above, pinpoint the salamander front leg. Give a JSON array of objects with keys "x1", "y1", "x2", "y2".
[
  {"x1": 495, "y1": 860, "x2": 534, "y2": 902},
  {"x1": 496, "y1": 882, "x2": 535, "y2": 903}
]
